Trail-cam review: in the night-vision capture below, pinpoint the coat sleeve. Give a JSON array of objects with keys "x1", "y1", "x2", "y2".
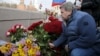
[
  {"x1": 53, "y1": 33, "x2": 67, "y2": 47},
  {"x1": 69, "y1": 14, "x2": 97, "y2": 50},
  {"x1": 53, "y1": 23, "x2": 67, "y2": 47}
]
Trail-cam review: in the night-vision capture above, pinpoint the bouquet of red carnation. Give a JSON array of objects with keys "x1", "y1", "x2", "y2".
[
  {"x1": 43, "y1": 18, "x2": 62, "y2": 35},
  {"x1": 6, "y1": 24, "x2": 27, "y2": 43},
  {"x1": 28, "y1": 21, "x2": 43, "y2": 31}
]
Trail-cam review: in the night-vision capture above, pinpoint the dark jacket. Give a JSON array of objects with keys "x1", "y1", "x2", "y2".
[
  {"x1": 81, "y1": 0, "x2": 93, "y2": 15},
  {"x1": 53, "y1": 10, "x2": 100, "y2": 54},
  {"x1": 81, "y1": 0, "x2": 100, "y2": 21},
  {"x1": 92, "y1": 0, "x2": 100, "y2": 21}
]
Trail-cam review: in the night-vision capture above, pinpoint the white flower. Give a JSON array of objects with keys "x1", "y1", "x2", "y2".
[
  {"x1": 33, "y1": 38, "x2": 37, "y2": 42},
  {"x1": 15, "y1": 42, "x2": 19, "y2": 46},
  {"x1": 20, "y1": 25, "x2": 24, "y2": 29},
  {"x1": 6, "y1": 32, "x2": 10, "y2": 36},
  {"x1": 23, "y1": 27, "x2": 26, "y2": 30},
  {"x1": 16, "y1": 25, "x2": 19, "y2": 29}
]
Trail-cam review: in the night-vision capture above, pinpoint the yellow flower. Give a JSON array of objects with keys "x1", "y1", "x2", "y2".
[
  {"x1": 17, "y1": 43, "x2": 25, "y2": 56},
  {"x1": 18, "y1": 43, "x2": 23, "y2": 49},
  {"x1": 26, "y1": 39, "x2": 32, "y2": 44},
  {"x1": 35, "y1": 46, "x2": 40, "y2": 50},
  {"x1": 28, "y1": 47, "x2": 36, "y2": 56},
  {"x1": 5, "y1": 43, "x2": 12, "y2": 51},
  {"x1": 0, "y1": 46, "x2": 8, "y2": 53},
  {"x1": 12, "y1": 50, "x2": 19, "y2": 56},
  {"x1": 25, "y1": 38, "x2": 33, "y2": 49},
  {"x1": 17, "y1": 48, "x2": 25, "y2": 56},
  {"x1": 0, "y1": 43, "x2": 13, "y2": 54}
]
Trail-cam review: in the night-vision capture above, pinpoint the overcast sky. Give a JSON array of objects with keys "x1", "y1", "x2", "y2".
[{"x1": 0, "y1": 0, "x2": 75, "y2": 11}]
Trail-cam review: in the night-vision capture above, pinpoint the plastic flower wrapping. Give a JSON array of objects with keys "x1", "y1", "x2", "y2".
[{"x1": 0, "y1": 38, "x2": 40, "y2": 56}]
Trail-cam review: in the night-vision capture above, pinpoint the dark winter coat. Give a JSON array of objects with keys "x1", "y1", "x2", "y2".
[{"x1": 81, "y1": 0, "x2": 100, "y2": 21}]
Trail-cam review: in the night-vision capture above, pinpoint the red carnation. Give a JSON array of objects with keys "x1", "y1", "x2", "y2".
[
  {"x1": 8, "y1": 29, "x2": 16, "y2": 33},
  {"x1": 23, "y1": 29, "x2": 27, "y2": 32},
  {"x1": 28, "y1": 21, "x2": 43, "y2": 30},
  {"x1": 6, "y1": 28, "x2": 16, "y2": 37},
  {"x1": 12, "y1": 29, "x2": 16, "y2": 33},
  {"x1": 43, "y1": 20, "x2": 62, "y2": 35},
  {"x1": 14, "y1": 24, "x2": 22, "y2": 29},
  {"x1": 48, "y1": 16, "x2": 58, "y2": 22}
]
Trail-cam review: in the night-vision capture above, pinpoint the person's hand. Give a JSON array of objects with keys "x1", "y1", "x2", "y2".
[
  {"x1": 49, "y1": 43, "x2": 55, "y2": 48},
  {"x1": 65, "y1": 45, "x2": 69, "y2": 52}
]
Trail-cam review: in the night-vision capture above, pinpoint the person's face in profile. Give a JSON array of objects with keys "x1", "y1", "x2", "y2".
[{"x1": 60, "y1": 8, "x2": 71, "y2": 21}]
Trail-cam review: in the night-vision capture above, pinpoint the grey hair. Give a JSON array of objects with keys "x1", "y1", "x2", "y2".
[{"x1": 60, "y1": 2, "x2": 75, "y2": 11}]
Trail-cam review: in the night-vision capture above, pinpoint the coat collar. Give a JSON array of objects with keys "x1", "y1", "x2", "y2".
[{"x1": 66, "y1": 9, "x2": 77, "y2": 25}]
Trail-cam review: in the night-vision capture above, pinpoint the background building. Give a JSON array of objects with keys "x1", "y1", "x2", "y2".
[{"x1": 0, "y1": 0, "x2": 37, "y2": 11}]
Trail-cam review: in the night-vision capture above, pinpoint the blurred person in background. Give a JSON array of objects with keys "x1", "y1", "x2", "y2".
[
  {"x1": 81, "y1": 0, "x2": 100, "y2": 26},
  {"x1": 74, "y1": 0, "x2": 82, "y2": 10}
]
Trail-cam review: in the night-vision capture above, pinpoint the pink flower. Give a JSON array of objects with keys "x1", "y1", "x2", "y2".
[
  {"x1": 20, "y1": 25, "x2": 24, "y2": 29},
  {"x1": 23, "y1": 46, "x2": 28, "y2": 53},
  {"x1": 4, "y1": 51, "x2": 11, "y2": 56},
  {"x1": 14, "y1": 24, "x2": 22, "y2": 29},
  {"x1": 16, "y1": 25, "x2": 20, "y2": 29},
  {"x1": 19, "y1": 38, "x2": 26, "y2": 45},
  {"x1": 36, "y1": 51, "x2": 41, "y2": 56},
  {"x1": 6, "y1": 32, "x2": 10, "y2": 36},
  {"x1": 11, "y1": 48, "x2": 17, "y2": 52}
]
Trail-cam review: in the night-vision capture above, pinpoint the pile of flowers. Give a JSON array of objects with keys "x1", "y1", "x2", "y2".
[
  {"x1": 0, "y1": 38, "x2": 40, "y2": 56},
  {"x1": 5, "y1": 14, "x2": 65, "y2": 56},
  {"x1": 28, "y1": 16, "x2": 62, "y2": 56},
  {"x1": 6, "y1": 24, "x2": 27, "y2": 43}
]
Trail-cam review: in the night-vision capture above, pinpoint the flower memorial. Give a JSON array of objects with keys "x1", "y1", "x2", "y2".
[
  {"x1": 4, "y1": 12, "x2": 65, "y2": 56},
  {"x1": 6, "y1": 24, "x2": 27, "y2": 43},
  {"x1": 0, "y1": 38, "x2": 40, "y2": 56},
  {"x1": 28, "y1": 16, "x2": 63, "y2": 56}
]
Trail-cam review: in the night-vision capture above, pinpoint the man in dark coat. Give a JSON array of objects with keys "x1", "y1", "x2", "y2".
[
  {"x1": 81, "y1": 0, "x2": 93, "y2": 14},
  {"x1": 49, "y1": 2, "x2": 100, "y2": 56}
]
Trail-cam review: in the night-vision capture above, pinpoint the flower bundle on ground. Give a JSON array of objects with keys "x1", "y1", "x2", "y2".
[
  {"x1": 0, "y1": 38, "x2": 40, "y2": 56},
  {"x1": 6, "y1": 24, "x2": 27, "y2": 43}
]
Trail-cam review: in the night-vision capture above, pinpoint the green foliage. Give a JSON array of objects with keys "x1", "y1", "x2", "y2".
[
  {"x1": 31, "y1": 24, "x2": 59, "y2": 56},
  {"x1": 11, "y1": 28, "x2": 26, "y2": 43}
]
